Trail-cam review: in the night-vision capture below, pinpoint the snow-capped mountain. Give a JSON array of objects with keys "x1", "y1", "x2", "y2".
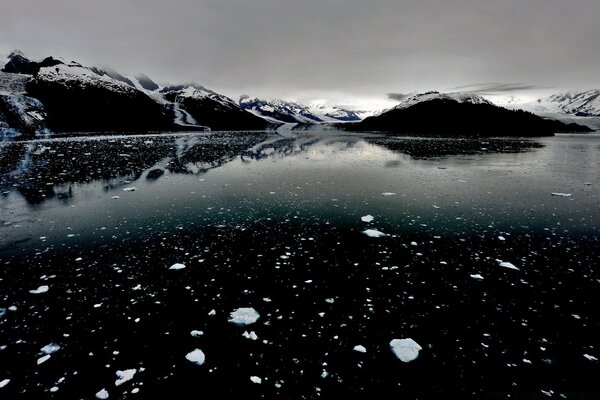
[
  {"x1": 527, "y1": 90, "x2": 600, "y2": 117},
  {"x1": 239, "y1": 97, "x2": 362, "y2": 124},
  {"x1": 391, "y1": 91, "x2": 492, "y2": 110},
  {"x1": 0, "y1": 50, "x2": 269, "y2": 135}
]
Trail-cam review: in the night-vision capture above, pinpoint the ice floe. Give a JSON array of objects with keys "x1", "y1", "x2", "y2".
[
  {"x1": 0, "y1": 379, "x2": 9, "y2": 388},
  {"x1": 37, "y1": 354, "x2": 51, "y2": 365},
  {"x1": 185, "y1": 349, "x2": 206, "y2": 366},
  {"x1": 550, "y1": 192, "x2": 572, "y2": 197},
  {"x1": 362, "y1": 229, "x2": 387, "y2": 238},
  {"x1": 169, "y1": 263, "x2": 186, "y2": 270},
  {"x1": 250, "y1": 376, "x2": 262, "y2": 384},
  {"x1": 122, "y1": 187, "x2": 137, "y2": 192},
  {"x1": 96, "y1": 388, "x2": 109, "y2": 399},
  {"x1": 229, "y1": 308, "x2": 260, "y2": 325},
  {"x1": 497, "y1": 261, "x2": 519, "y2": 271},
  {"x1": 190, "y1": 330, "x2": 204, "y2": 337},
  {"x1": 583, "y1": 354, "x2": 598, "y2": 362},
  {"x1": 381, "y1": 192, "x2": 396, "y2": 196},
  {"x1": 115, "y1": 369, "x2": 136, "y2": 386},
  {"x1": 243, "y1": 331, "x2": 258, "y2": 340},
  {"x1": 41, "y1": 343, "x2": 61, "y2": 354},
  {"x1": 361, "y1": 215, "x2": 374, "y2": 223},
  {"x1": 353, "y1": 345, "x2": 367, "y2": 353},
  {"x1": 30, "y1": 285, "x2": 49, "y2": 294},
  {"x1": 390, "y1": 338, "x2": 422, "y2": 362},
  {"x1": 470, "y1": 274, "x2": 484, "y2": 280}
]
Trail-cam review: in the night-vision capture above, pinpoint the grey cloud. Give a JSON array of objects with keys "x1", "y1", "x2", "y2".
[
  {"x1": 1, "y1": 0, "x2": 599, "y2": 105},
  {"x1": 387, "y1": 93, "x2": 412, "y2": 102},
  {"x1": 449, "y1": 83, "x2": 550, "y2": 95}
]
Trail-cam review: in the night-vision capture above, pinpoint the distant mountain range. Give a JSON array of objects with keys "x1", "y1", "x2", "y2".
[
  {"x1": 349, "y1": 91, "x2": 591, "y2": 136},
  {"x1": 0, "y1": 49, "x2": 597, "y2": 138}
]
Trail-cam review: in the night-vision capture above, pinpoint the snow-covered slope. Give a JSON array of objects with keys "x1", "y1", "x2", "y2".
[
  {"x1": 526, "y1": 90, "x2": 600, "y2": 117},
  {"x1": 239, "y1": 97, "x2": 362, "y2": 124},
  {"x1": 391, "y1": 91, "x2": 493, "y2": 110}
]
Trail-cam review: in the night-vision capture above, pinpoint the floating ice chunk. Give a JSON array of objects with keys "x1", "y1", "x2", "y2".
[
  {"x1": 243, "y1": 331, "x2": 258, "y2": 340},
  {"x1": 0, "y1": 308, "x2": 5, "y2": 319},
  {"x1": 208, "y1": 309, "x2": 216, "y2": 316},
  {"x1": 50, "y1": 386, "x2": 59, "y2": 392},
  {"x1": 169, "y1": 263, "x2": 186, "y2": 270},
  {"x1": 8, "y1": 306, "x2": 16, "y2": 311},
  {"x1": 0, "y1": 379, "x2": 9, "y2": 388},
  {"x1": 37, "y1": 354, "x2": 51, "y2": 365},
  {"x1": 498, "y1": 261, "x2": 519, "y2": 271},
  {"x1": 361, "y1": 215, "x2": 374, "y2": 223},
  {"x1": 250, "y1": 376, "x2": 262, "y2": 384},
  {"x1": 190, "y1": 330, "x2": 204, "y2": 337},
  {"x1": 381, "y1": 192, "x2": 396, "y2": 196},
  {"x1": 353, "y1": 345, "x2": 367, "y2": 353},
  {"x1": 325, "y1": 298, "x2": 335, "y2": 304},
  {"x1": 262, "y1": 297, "x2": 272, "y2": 303},
  {"x1": 583, "y1": 354, "x2": 598, "y2": 361},
  {"x1": 30, "y1": 285, "x2": 49, "y2": 294},
  {"x1": 229, "y1": 308, "x2": 260, "y2": 325},
  {"x1": 470, "y1": 274, "x2": 484, "y2": 280},
  {"x1": 550, "y1": 192, "x2": 572, "y2": 197},
  {"x1": 115, "y1": 369, "x2": 136, "y2": 386},
  {"x1": 498, "y1": 236, "x2": 505, "y2": 241},
  {"x1": 390, "y1": 338, "x2": 422, "y2": 362},
  {"x1": 122, "y1": 187, "x2": 137, "y2": 192},
  {"x1": 185, "y1": 349, "x2": 206, "y2": 366},
  {"x1": 362, "y1": 229, "x2": 387, "y2": 238},
  {"x1": 111, "y1": 196, "x2": 120, "y2": 199},
  {"x1": 41, "y1": 343, "x2": 61, "y2": 354},
  {"x1": 96, "y1": 388, "x2": 109, "y2": 399},
  {"x1": 410, "y1": 241, "x2": 418, "y2": 246}
]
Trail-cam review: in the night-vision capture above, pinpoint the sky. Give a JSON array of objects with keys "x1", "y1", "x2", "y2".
[{"x1": 1, "y1": 0, "x2": 599, "y2": 109}]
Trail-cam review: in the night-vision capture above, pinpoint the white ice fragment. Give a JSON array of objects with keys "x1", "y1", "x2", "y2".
[
  {"x1": 30, "y1": 285, "x2": 49, "y2": 294},
  {"x1": 583, "y1": 354, "x2": 598, "y2": 361},
  {"x1": 190, "y1": 330, "x2": 204, "y2": 337},
  {"x1": 208, "y1": 309, "x2": 216, "y2": 316},
  {"x1": 50, "y1": 386, "x2": 59, "y2": 392},
  {"x1": 8, "y1": 306, "x2": 16, "y2": 311},
  {"x1": 550, "y1": 192, "x2": 572, "y2": 197},
  {"x1": 353, "y1": 345, "x2": 367, "y2": 353},
  {"x1": 390, "y1": 338, "x2": 422, "y2": 362},
  {"x1": 381, "y1": 192, "x2": 396, "y2": 196},
  {"x1": 37, "y1": 354, "x2": 51, "y2": 365},
  {"x1": 229, "y1": 308, "x2": 260, "y2": 325},
  {"x1": 362, "y1": 229, "x2": 387, "y2": 238},
  {"x1": 41, "y1": 343, "x2": 61, "y2": 354},
  {"x1": 115, "y1": 369, "x2": 136, "y2": 386},
  {"x1": 262, "y1": 297, "x2": 272, "y2": 302},
  {"x1": 250, "y1": 376, "x2": 262, "y2": 384},
  {"x1": 498, "y1": 261, "x2": 519, "y2": 271},
  {"x1": 325, "y1": 298, "x2": 335, "y2": 304},
  {"x1": 498, "y1": 236, "x2": 505, "y2": 241},
  {"x1": 242, "y1": 331, "x2": 258, "y2": 341},
  {"x1": 185, "y1": 349, "x2": 206, "y2": 366},
  {"x1": 361, "y1": 215, "x2": 374, "y2": 223},
  {"x1": 410, "y1": 241, "x2": 418, "y2": 246},
  {"x1": 122, "y1": 187, "x2": 137, "y2": 192},
  {"x1": 470, "y1": 274, "x2": 484, "y2": 280},
  {"x1": 96, "y1": 389, "x2": 109, "y2": 399},
  {"x1": 169, "y1": 263, "x2": 186, "y2": 270},
  {"x1": 0, "y1": 379, "x2": 9, "y2": 388},
  {"x1": 111, "y1": 196, "x2": 120, "y2": 199}
]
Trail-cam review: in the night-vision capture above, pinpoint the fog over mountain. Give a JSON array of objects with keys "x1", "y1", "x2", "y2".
[{"x1": 1, "y1": 0, "x2": 599, "y2": 109}]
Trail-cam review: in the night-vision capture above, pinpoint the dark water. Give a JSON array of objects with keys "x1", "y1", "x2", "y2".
[{"x1": 0, "y1": 131, "x2": 599, "y2": 399}]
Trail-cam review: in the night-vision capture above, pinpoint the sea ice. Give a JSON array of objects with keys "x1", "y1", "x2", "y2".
[
  {"x1": 122, "y1": 187, "x2": 137, "y2": 192},
  {"x1": 390, "y1": 338, "x2": 422, "y2": 362},
  {"x1": 37, "y1": 355, "x2": 51, "y2": 365},
  {"x1": 115, "y1": 369, "x2": 136, "y2": 386},
  {"x1": 229, "y1": 308, "x2": 260, "y2": 325},
  {"x1": 583, "y1": 354, "x2": 598, "y2": 361},
  {"x1": 362, "y1": 229, "x2": 387, "y2": 238},
  {"x1": 190, "y1": 330, "x2": 204, "y2": 337},
  {"x1": 470, "y1": 274, "x2": 484, "y2": 280},
  {"x1": 550, "y1": 192, "x2": 572, "y2": 197},
  {"x1": 169, "y1": 263, "x2": 186, "y2": 270},
  {"x1": 353, "y1": 345, "x2": 367, "y2": 353},
  {"x1": 243, "y1": 331, "x2": 258, "y2": 340},
  {"x1": 30, "y1": 285, "x2": 49, "y2": 294},
  {"x1": 0, "y1": 379, "x2": 9, "y2": 388},
  {"x1": 185, "y1": 349, "x2": 206, "y2": 366},
  {"x1": 361, "y1": 215, "x2": 374, "y2": 223},
  {"x1": 498, "y1": 261, "x2": 519, "y2": 270},
  {"x1": 381, "y1": 192, "x2": 396, "y2": 196},
  {"x1": 250, "y1": 376, "x2": 262, "y2": 384},
  {"x1": 96, "y1": 389, "x2": 109, "y2": 399},
  {"x1": 41, "y1": 343, "x2": 61, "y2": 354}
]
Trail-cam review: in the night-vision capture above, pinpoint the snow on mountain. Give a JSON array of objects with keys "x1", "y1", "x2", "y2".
[
  {"x1": 163, "y1": 83, "x2": 239, "y2": 109},
  {"x1": 531, "y1": 90, "x2": 600, "y2": 117},
  {"x1": 391, "y1": 91, "x2": 493, "y2": 110},
  {"x1": 239, "y1": 97, "x2": 363, "y2": 124}
]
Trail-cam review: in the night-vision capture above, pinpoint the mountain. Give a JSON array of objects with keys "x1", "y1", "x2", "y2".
[
  {"x1": 348, "y1": 91, "x2": 592, "y2": 136},
  {"x1": 162, "y1": 85, "x2": 269, "y2": 131},
  {"x1": 0, "y1": 50, "x2": 269, "y2": 135},
  {"x1": 239, "y1": 97, "x2": 362, "y2": 124},
  {"x1": 532, "y1": 90, "x2": 600, "y2": 117}
]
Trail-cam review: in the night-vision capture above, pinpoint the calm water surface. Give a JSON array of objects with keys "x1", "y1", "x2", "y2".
[{"x1": 0, "y1": 131, "x2": 599, "y2": 399}]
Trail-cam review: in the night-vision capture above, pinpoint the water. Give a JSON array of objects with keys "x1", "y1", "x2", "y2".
[{"x1": 0, "y1": 131, "x2": 599, "y2": 399}]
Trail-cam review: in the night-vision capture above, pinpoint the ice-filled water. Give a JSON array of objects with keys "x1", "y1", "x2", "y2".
[{"x1": 0, "y1": 131, "x2": 599, "y2": 398}]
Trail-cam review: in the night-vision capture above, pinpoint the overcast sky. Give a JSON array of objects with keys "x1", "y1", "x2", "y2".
[{"x1": 1, "y1": 0, "x2": 599, "y2": 108}]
